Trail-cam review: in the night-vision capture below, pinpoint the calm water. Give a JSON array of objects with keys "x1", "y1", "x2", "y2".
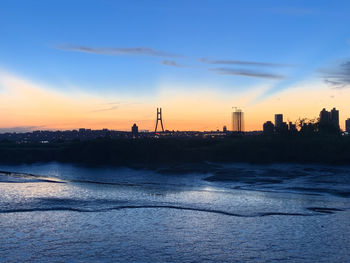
[{"x1": 0, "y1": 162, "x2": 350, "y2": 262}]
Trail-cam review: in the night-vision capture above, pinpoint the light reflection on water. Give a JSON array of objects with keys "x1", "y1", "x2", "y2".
[{"x1": 0, "y1": 162, "x2": 349, "y2": 262}]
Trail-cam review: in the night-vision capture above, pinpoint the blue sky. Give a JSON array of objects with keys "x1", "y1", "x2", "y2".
[{"x1": 0, "y1": 0, "x2": 350, "y2": 131}]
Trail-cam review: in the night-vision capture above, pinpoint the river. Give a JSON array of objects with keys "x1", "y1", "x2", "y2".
[{"x1": 0, "y1": 162, "x2": 349, "y2": 262}]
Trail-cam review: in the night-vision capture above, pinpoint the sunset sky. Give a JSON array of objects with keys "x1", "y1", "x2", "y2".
[{"x1": 1, "y1": 0, "x2": 350, "y2": 132}]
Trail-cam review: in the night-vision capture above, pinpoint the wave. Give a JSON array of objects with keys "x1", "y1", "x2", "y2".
[
  {"x1": 0, "y1": 170, "x2": 66, "y2": 184},
  {"x1": 0, "y1": 170, "x2": 145, "y2": 186},
  {"x1": 0, "y1": 170, "x2": 225, "y2": 193},
  {"x1": 2, "y1": 168, "x2": 350, "y2": 199}
]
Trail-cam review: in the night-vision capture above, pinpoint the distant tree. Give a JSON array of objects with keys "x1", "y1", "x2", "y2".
[{"x1": 297, "y1": 118, "x2": 319, "y2": 135}]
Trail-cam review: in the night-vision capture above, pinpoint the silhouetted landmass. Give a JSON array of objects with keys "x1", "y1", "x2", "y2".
[{"x1": 0, "y1": 134, "x2": 349, "y2": 167}]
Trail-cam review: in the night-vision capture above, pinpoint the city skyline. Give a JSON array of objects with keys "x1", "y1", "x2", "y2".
[
  {"x1": 1, "y1": 1, "x2": 350, "y2": 132},
  {"x1": 0, "y1": 106, "x2": 346, "y2": 135}
]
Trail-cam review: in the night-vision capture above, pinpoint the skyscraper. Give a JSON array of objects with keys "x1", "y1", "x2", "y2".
[
  {"x1": 232, "y1": 108, "x2": 244, "y2": 132},
  {"x1": 346, "y1": 118, "x2": 350, "y2": 132},
  {"x1": 274, "y1": 114, "x2": 283, "y2": 128},
  {"x1": 131, "y1": 123, "x2": 139, "y2": 138},
  {"x1": 319, "y1": 108, "x2": 330, "y2": 124},
  {"x1": 319, "y1": 107, "x2": 340, "y2": 133},
  {"x1": 330, "y1": 108, "x2": 339, "y2": 129}
]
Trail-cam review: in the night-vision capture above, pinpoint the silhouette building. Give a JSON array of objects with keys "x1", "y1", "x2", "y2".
[
  {"x1": 264, "y1": 114, "x2": 296, "y2": 134},
  {"x1": 289, "y1": 122, "x2": 297, "y2": 132},
  {"x1": 319, "y1": 108, "x2": 340, "y2": 131},
  {"x1": 320, "y1": 108, "x2": 330, "y2": 123},
  {"x1": 274, "y1": 114, "x2": 290, "y2": 133},
  {"x1": 263, "y1": 121, "x2": 274, "y2": 134},
  {"x1": 131, "y1": 123, "x2": 139, "y2": 138},
  {"x1": 346, "y1": 118, "x2": 350, "y2": 132},
  {"x1": 330, "y1": 108, "x2": 339, "y2": 128},
  {"x1": 232, "y1": 108, "x2": 244, "y2": 132},
  {"x1": 274, "y1": 114, "x2": 283, "y2": 128}
]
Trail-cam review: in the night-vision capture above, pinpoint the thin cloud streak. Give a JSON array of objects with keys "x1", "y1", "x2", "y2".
[
  {"x1": 161, "y1": 60, "x2": 183, "y2": 67},
  {"x1": 0, "y1": 126, "x2": 46, "y2": 133},
  {"x1": 201, "y1": 58, "x2": 294, "y2": 67},
  {"x1": 209, "y1": 68, "x2": 286, "y2": 80},
  {"x1": 56, "y1": 44, "x2": 182, "y2": 58},
  {"x1": 92, "y1": 101, "x2": 141, "y2": 112},
  {"x1": 324, "y1": 79, "x2": 346, "y2": 89},
  {"x1": 90, "y1": 105, "x2": 119, "y2": 113},
  {"x1": 101, "y1": 102, "x2": 123, "y2": 105},
  {"x1": 321, "y1": 60, "x2": 350, "y2": 89}
]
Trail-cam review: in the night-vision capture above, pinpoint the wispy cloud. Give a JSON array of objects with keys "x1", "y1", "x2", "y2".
[
  {"x1": 321, "y1": 60, "x2": 350, "y2": 89},
  {"x1": 90, "y1": 105, "x2": 119, "y2": 113},
  {"x1": 101, "y1": 101, "x2": 123, "y2": 105},
  {"x1": 161, "y1": 60, "x2": 183, "y2": 67},
  {"x1": 209, "y1": 68, "x2": 285, "y2": 80},
  {"x1": 56, "y1": 44, "x2": 181, "y2": 58},
  {"x1": 201, "y1": 58, "x2": 293, "y2": 67},
  {"x1": 91, "y1": 101, "x2": 141, "y2": 113},
  {"x1": 0, "y1": 126, "x2": 46, "y2": 133}
]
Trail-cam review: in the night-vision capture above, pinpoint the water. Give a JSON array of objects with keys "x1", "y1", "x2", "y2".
[{"x1": 0, "y1": 162, "x2": 350, "y2": 262}]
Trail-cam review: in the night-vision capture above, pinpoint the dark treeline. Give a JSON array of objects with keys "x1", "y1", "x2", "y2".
[{"x1": 0, "y1": 134, "x2": 350, "y2": 166}]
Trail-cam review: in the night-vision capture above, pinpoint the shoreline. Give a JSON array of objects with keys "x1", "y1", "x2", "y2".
[{"x1": 0, "y1": 136, "x2": 349, "y2": 167}]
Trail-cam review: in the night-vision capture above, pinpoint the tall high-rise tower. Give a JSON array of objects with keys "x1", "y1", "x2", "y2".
[
  {"x1": 155, "y1": 108, "x2": 164, "y2": 132},
  {"x1": 346, "y1": 118, "x2": 350, "y2": 132},
  {"x1": 330, "y1": 107, "x2": 339, "y2": 129},
  {"x1": 319, "y1": 108, "x2": 330, "y2": 124},
  {"x1": 131, "y1": 123, "x2": 139, "y2": 138},
  {"x1": 274, "y1": 114, "x2": 283, "y2": 128},
  {"x1": 232, "y1": 108, "x2": 244, "y2": 132},
  {"x1": 319, "y1": 108, "x2": 340, "y2": 129}
]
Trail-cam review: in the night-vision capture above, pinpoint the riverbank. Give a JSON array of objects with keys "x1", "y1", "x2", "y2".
[{"x1": 0, "y1": 135, "x2": 349, "y2": 166}]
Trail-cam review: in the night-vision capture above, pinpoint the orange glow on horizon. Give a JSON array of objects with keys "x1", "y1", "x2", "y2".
[{"x1": 0, "y1": 71, "x2": 349, "y2": 132}]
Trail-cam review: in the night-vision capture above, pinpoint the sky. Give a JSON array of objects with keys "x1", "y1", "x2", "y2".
[{"x1": 0, "y1": 0, "x2": 350, "y2": 132}]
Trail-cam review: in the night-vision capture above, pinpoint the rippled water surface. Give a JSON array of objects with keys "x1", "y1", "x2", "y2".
[{"x1": 0, "y1": 162, "x2": 350, "y2": 262}]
